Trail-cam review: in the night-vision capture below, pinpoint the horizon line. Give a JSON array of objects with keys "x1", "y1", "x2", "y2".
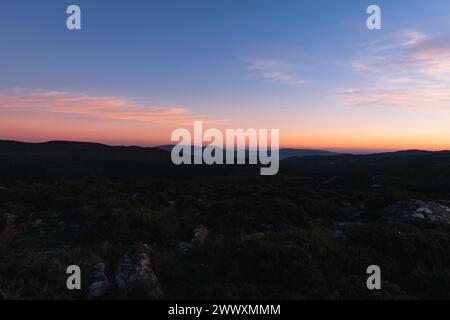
[{"x1": 1, "y1": 138, "x2": 449, "y2": 155}]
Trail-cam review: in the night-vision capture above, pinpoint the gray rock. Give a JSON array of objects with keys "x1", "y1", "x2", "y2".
[
  {"x1": 329, "y1": 229, "x2": 347, "y2": 241},
  {"x1": 176, "y1": 242, "x2": 194, "y2": 255},
  {"x1": 246, "y1": 232, "x2": 265, "y2": 240},
  {"x1": 339, "y1": 200, "x2": 352, "y2": 208},
  {"x1": 61, "y1": 223, "x2": 91, "y2": 236},
  {"x1": 411, "y1": 213, "x2": 425, "y2": 220},
  {"x1": 88, "y1": 281, "x2": 110, "y2": 298},
  {"x1": 261, "y1": 224, "x2": 274, "y2": 231},
  {"x1": 336, "y1": 222, "x2": 365, "y2": 227},
  {"x1": 88, "y1": 262, "x2": 111, "y2": 299},
  {"x1": 380, "y1": 200, "x2": 450, "y2": 224},
  {"x1": 191, "y1": 225, "x2": 208, "y2": 244},
  {"x1": 38, "y1": 247, "x2": 65, "y2": 257},
  {"x1": 48, "y1": 212, "x2": 62, "y2": 220},
  {"x1": 168, "y1": 200, "x2": 176, "y2": 207},
  {"x1": 116, "y1": 243, "x2": 164, "y2": 300},
  {"x1": 4, "y1": 213, "x2": 18, "y2": 224}
]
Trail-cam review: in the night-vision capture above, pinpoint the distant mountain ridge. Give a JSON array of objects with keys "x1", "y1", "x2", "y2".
[
  {"x1": 0, "y1": 140, "x2": 259, "y2": 181},
  {"x1": 155, "y1": 144, "x2": 341, "y2": 160},
  {"x1": 1, "y1": 140, "x2": 450, "y2": 183},
  {"x1": 1, "y1": 140, "x2": 447, "y2": 158}
]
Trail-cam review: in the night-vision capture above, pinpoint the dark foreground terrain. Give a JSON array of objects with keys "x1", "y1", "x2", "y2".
[{"x1": 1, "y1": 141, "x2": 450, "y2": 300}]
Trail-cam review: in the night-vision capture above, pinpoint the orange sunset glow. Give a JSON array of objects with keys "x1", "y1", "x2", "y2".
[{"x1": 2, "y1": 1, "x2": 450, "y2": 153}]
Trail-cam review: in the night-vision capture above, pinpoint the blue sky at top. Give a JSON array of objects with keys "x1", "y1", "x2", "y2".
[{"x1": 1, "y1": 1, "x2": 450, "y2": 150}]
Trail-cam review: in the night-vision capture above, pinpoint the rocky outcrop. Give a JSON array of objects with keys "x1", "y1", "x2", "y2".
[
  {"x1": 176, "y1": 241, "x2": 194, "y2": 255},
  {"x1": 191, "y1": 225, "x2": 208, "y2": 244},
  {"x1": 2, "y1": 213, "x2": 19, "y2": 244},
  {"x1": 3, "y1": 213, "x2": 18, "y2": 224},
  {"x1": 329, "y1": 229, "x2": 347, "y2": 241},
  {"x1": 115, "y1": 243, "x2": 164, "y2": 300},
  {"x1": 38, "y1": 246, "x2": 65, "y2": 257},
  {"x1": 176, "y1": 225, "x2": 209, "y2": 255},
  {"x1": 246, "y1": 232, "x2": 265, "y2": 240},
  {"x1": 380, "y1": 200, "x2": 450, "y2": 224},
  {"x1": 88, "y1": 262, "x2": 112, "y2": 299}
]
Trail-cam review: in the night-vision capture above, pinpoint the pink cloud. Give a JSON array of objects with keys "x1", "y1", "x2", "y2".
[
  {"x1": 342, "y1": 31, "x2": 450, "y2": 110},
  {"x1": 401, "y1": 35, "x2": 450, "y2": 80},
  {"x1": 245, "y1": 58, "x2": 305, "y2": 85},
  {"x1": 334, "y1": 87, "x2": 450, "y2": 110},
  {"x1": 352, "y1": 32, "x2": 450, "y2": 81},
  {"x1": 0, "y1": 89, "x2": 234, "y2": 145},
  {"x1": 0, "y1": 90, "x2": 220, "y2": 126}
]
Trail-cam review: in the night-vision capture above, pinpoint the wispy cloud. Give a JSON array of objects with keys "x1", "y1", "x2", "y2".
[
  {"x1": 352, "y1": 31, "x2": 450, "y2": 82},
  {"x1": 0, "y1": 89, "x2": 223, "y2": 125},
  {"x1": 245, "y1": 58, "x2": 305, "y2": 85},
  {"x1": 337, "y1": 31, "x2": 450, "y2": 110},
  {"x1": 398, "y1": 34, "x2": 450, "y2": 81},
  {"x1": 394, "y1": 30, "x2": 430, "y2": 47},
  {"x1": 334, "y1": 87, "x2": 450, "y2": 110}
]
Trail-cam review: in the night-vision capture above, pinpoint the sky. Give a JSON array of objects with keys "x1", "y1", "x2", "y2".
[{"x1": 1, "y1": 0, "x2": 450, "y2": 152}]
